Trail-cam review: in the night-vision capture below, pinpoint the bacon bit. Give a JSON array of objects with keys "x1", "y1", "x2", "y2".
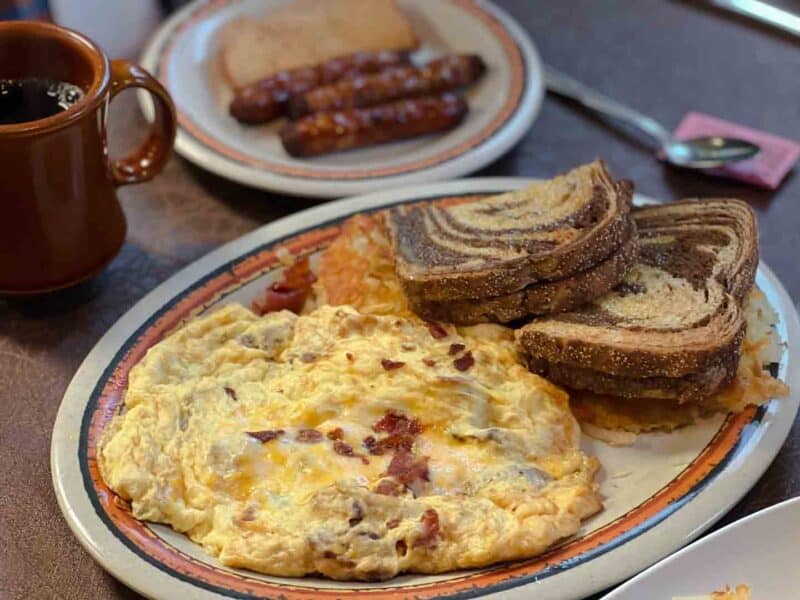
[
  {"x1": 349, "y1": 501, "x2": 364, "y2": 527},
  {"x1": 387, "y1": 450, "x2": 429, "y2": 486},
  {"x1": 395, "y1": 539, "x2": 408, "y2": 556},
  {"x1": 295, "y1": 428, "x2": 323, "y2": 443},
  {"x1": 223, "y1": 386, "x2": 237, "y2": 401},
  {"x1": 366, "y1": 411, "x2": 423, "y2": 455},
  {"x1": 326, "y1": 427, "x2": 344, "y2": 441},
  {"x1": 414, "y1": 509, "x2": 441, "y2": 547},
  {"x1": 323, "y1": 551, "x2": 336, "y2": 559},
  {"x1": 374, "y1": 479, "x2": 403, "y2": 496},
  {"x1": 386, "y1": 518, "x2": 401, "y2": 529},
  {"x1": 346, "y1": 352, "x2": 354, "y2": 361},
  {"x1": 333, "y1": 440, "x2": 355, "y2": 456},
  {"x1": 363, "y1": 433, "x2": 413, "y2": 456},
  {"x1": 367, "y1": 432, "x2": 415, "y2": 455},
  {"x1": 425, "y1": 321, "x2": 448, "y2": 339},
  {"x1": 334, "y1": 440, "x2": 372, "y2": 464},
  {"x1": 373, "y1": 410, "x2": 422, "y2": 436},
  {"x1": 422, "y1": 358, "x2": 436, "y2": 367},
  {"x1": 247, "y1": 430, "x2": 284, "y2": 443},
  {"x1": 448, "y1": 343, "x2": 466, "y2": 356},
  {"x1": 381, "y1": 358, "x2": 405, "y2": 370},
  {"x1": 252, "y1": 256, "x2": 317, "y2": 315},
  {"x1": 453, "y1": 351, "x2": 475, "y2": 371},
  {"x1": 363, "y1": 435, "x2": 378, "y2": 454},
  {"x1": 300, "y1": 352, "x2": 317, "y2": 363}
]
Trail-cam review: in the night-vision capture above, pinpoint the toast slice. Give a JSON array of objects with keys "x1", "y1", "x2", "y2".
[
  {"x1": 385, "y1": 160, "x2": 634, "y2": 303},
  {"x1": 525, "y1": 353, "x2": 739, "y2": 400},
  {"x1": 410, "y1": 220, "x2": 639, "y2": 324},
  {"x1": 219, "y1": 0, "x2": 417, "y2": 88},
  {"x1": 517, "y1": 199, "x2": 758, "y2": 401}
]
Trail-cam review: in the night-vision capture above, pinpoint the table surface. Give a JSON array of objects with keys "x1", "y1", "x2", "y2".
[{"x1": 2, "y1": 1, "x2": 799, "y2": 598}]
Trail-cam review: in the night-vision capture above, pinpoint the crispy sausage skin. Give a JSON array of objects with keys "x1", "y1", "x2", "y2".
[
  {"x1": 287, "y1": 54, "x2": 485, "y2": 119},
  {"x1": 229, "y1": 50, "x2": 411, "y2": 124},
  {"x1": 280, "y1": 94, "x2": 468, "y2": 157}
]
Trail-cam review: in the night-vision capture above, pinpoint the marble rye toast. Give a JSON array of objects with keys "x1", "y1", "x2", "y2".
[
  {"x1": 385, "y1": 160, "x2": 634, "y2": 303},
  {"x1": 411, "y1": 219, "x2": 639, "y2": 324},
  {"x1": 517, "y1": 199, "x2": 758, "y2": 402}
]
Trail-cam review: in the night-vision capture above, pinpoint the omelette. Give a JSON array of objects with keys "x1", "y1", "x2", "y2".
[{"x1": 99, "y1": 303, "x2": 601, "y2": 580}]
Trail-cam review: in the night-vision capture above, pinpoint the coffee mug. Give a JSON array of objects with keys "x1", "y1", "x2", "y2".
[{"x1": 0, "y1": 20, "x2": 176, "y2": 294}]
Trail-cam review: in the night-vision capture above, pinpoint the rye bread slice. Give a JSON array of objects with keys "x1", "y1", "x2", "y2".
[
  {"x1": 525, "y1": 347, "x2": 740, "y2": 403},
  {"x1": 517, "y1": 199, "x2": 758, "y2": 380},
  {"x1": 385, "y1": 160, "x2": 633, "y2": 302},
  {"x1": 410, "y1": 220, "x2": 638, "y2": 324}
]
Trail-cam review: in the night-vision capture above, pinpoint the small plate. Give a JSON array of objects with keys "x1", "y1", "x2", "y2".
[
  {"x1": 138, "y1": 0, "x2": 543, "y2": 198},
  {"x1": 601, "y1": 496, "x2": 800, "y2": 599},
  {"x1": 52, "y1": 179, "x2": 800, "y2": 599}
]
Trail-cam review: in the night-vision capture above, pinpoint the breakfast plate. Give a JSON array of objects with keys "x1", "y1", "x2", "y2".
[
  {"x1": 138, "y1": 0, "x2": 542, "y2": 198},
  {"x1": 52, "y1": 178, "x2": 800, "y2": 600},
  {"x1": 601, "y1": 495, "x2": 800, "y2": 599}
]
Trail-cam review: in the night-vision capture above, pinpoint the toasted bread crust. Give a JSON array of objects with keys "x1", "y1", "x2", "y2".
[
  {"x1": 410, "y1": 222, "x2": 639, "y2": 324},
  {"x1": 518, "y1": 302, "x2": 746, "y2": 378},
  {"x1": 517, "y1": 199, "x2": 757, "y2": 381},
  {"x1": 386, "y1": 161, "x2": 634, "y2": 302},
  {"x1": 526, "y1": 336, "x2": 742, "y2": 402}
]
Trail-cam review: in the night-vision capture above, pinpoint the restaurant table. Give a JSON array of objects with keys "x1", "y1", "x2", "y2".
[{"x1": 2, "y1": 1, "x2": 799, "y2": 598}]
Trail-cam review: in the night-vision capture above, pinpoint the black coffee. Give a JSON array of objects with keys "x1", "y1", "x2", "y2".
[{"x1": 0, "y1": 77, "x2": 85, "y2": 125}]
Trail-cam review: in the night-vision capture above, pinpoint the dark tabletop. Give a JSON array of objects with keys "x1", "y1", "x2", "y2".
[{"x1": 2, "y1": 1, "x2": 799, "y2": 598}]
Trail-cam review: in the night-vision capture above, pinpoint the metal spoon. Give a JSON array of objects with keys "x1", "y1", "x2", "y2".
[{"x1": 543, "y1": 65, "x2": 760, "y2": 169}]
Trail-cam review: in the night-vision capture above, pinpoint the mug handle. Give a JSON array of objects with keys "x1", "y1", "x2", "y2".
[{"x1": 108, "y1": 59, "x2": 177, "y2": 186}]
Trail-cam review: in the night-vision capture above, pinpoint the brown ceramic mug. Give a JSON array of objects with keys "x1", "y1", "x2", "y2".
[{"x1": 0, "y1": 21, "x2": 176, "y2": 294}]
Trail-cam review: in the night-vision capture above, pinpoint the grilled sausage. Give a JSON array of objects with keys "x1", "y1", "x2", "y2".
[
  {"x1": 287, "y1": 54, "x2": 485, "y2": 119},
  {"x1": 229, "y1": 50, "x2": 411, "y2": 124},
  {"x1": 280, "y1": 94, "x2": 468, "y2": 157}
]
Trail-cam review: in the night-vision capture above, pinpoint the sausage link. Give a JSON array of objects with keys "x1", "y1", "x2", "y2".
[
  {"x1": 287, "y1": 54, "x2": 485, "y2": 119},
  {"x1": 229, "y1": 50, "x2": 411, "y2": 124},
  {"x1": 280, "y1": 94, "x2": 468, "y2": 157}
]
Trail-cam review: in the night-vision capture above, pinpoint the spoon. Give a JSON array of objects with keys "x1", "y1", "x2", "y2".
[{"x1": 543, "y1": 65, "x2": 760, "y2": 169}]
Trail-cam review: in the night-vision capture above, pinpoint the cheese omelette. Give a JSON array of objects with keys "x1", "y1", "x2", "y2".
[{"x1": 99, "y1": 303, "x2": 601, "y2": 580}]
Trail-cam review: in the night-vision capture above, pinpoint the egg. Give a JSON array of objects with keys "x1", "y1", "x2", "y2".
[{"x1": 99, "y1": 303, "x2": 601, "y2": 580}]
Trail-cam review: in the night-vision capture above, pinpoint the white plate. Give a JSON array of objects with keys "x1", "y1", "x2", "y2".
[
  {"x1": 138, "y1": 0, "x2": 543, "y2": 198},
  {"x1": 52, "y1": 179, "x2": 800, "y2": 600},
  {"x1": 601, "y1": 495, "x2": 800, "y2": 599}
]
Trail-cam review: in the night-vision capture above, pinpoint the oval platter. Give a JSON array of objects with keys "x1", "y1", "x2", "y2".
[
  {"x1": 52, "y1": 178, "x2": 800, "y2": 600},
  {"x1": 138, "y1": 0, "x2": 543, "y2": 198}
]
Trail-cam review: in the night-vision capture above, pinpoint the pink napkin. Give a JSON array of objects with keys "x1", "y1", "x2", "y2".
[{"x1": 672, "y1": 111, "x2": 800, "y2": 189}]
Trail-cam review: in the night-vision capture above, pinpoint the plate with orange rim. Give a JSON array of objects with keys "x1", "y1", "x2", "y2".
[
  {"x1": 51, "y1": 178, "x2": 800, "y2": 600},
  {"x1": 137, "y1": 0, "x2": 542, "y2": 198}
]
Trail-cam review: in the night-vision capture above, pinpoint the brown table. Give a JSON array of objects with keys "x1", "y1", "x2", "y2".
[{"x1": 2, "y1": 1, "x2": 798, "y2": 598}]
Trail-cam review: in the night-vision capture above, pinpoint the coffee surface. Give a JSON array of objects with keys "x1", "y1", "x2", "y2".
[{"x1": 0, "y1": 77, "x2": 84, "y2": 125}]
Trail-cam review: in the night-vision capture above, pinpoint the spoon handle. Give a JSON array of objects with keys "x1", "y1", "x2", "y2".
[{"x1": 543, "y1": 65, "x2": 673, "y2": 148}]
